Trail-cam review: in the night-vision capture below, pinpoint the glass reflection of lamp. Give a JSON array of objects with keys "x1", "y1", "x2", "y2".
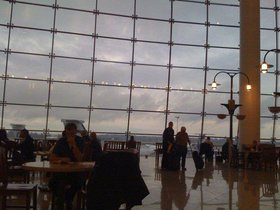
[
  {"x1": 209, "y1": 71, "x2": 251, "y2": 165},
  {"x1": 260, "y1": 49, "x2": 280, "y2": 74}
]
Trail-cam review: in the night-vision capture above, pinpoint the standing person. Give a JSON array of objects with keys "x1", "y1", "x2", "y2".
[
  {"x1": 175, "y1": 126, "x2": 190, "y2": 171},
  {"x1": 49, "y1": 123, "x2": 85, "y2": 210},
  {"x1": 127, "y1": 135, "x2": 137, "y2": 149},
  {"x1": 161, "y1": 121, "x2": 174, "y2": 170}
]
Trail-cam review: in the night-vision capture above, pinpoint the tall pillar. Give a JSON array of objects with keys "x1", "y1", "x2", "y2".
[{"x1": 239, "y1": 0, "x2": 260, "y2": 147}]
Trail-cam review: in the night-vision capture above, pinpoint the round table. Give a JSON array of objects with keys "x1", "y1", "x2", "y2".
[{"x1": 22, "y1": 161, "x2": 95, "y2": 173}]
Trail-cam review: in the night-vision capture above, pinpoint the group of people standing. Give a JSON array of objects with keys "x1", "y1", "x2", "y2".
[{"x1": 161, "y1": 121, "x2": 191, "y2": 171}]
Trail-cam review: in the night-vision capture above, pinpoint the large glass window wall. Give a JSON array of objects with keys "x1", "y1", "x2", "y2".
[{"x1": 0, "y1": 0, "x2": 279, "y2": 144}]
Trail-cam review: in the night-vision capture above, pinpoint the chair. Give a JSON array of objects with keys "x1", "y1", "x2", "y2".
[
  {"x1": 86, "y1": 151, "x2": 149, "y2": 210},
  {"x1": 155, "y1": 143, "x2": 163, "y2": 168},
  {"x1": 0, "y1": 146, "x2": 37, "y2": 210},
  {"x1": 260, "y1": 145, "x2": 278, "y2": 171}
]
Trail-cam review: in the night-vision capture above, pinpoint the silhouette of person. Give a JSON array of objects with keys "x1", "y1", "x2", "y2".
[{"x1": 161, "y1": 121, "x2": 174, "y2": 170}]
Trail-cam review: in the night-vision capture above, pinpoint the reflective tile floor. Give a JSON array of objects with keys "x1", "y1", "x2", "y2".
[{"x1": 5, "y1": 156, "x2": 280, "y2": 210}]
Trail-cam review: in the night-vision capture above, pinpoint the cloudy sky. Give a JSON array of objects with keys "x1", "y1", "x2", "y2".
[{"x1": 0, "y1": 0, "x2": 278, "y2": 140}]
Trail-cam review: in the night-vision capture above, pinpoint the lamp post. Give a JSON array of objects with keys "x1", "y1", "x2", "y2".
[
  {"x1": 209, "y1": 71, "x2": 251, "y2": 164},
  {"x1": 260, "y1": 49, "x2": 280, "y2": 143}
]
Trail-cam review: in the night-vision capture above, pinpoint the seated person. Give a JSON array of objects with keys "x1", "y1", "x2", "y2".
[
  {"x1": 49, "y1": 123, "x2": 85, "y2": 210},
  {"x1": 199, "y1": 137, "x2": 214, "y2": 161},
  {"x1": 14, "y1": 129, "x2": 35, "y2": 164}
]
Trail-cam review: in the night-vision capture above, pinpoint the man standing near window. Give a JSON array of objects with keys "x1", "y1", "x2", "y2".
[{"x1": 161, "y1": 121, "x2": 174, "y2": 170}]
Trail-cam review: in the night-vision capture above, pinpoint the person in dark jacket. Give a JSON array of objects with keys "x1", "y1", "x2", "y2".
[
  {"x1": 17, "y1": 129, "x2": 35, "y2": 162},
  {"x1": 49, "y1": 123, "x2": 85, "y2": 210},
  {"x1": 161, "y1": 121, "x2": 174, "y2": 170}
]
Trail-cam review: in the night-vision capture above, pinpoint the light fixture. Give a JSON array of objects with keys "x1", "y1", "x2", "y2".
[
  {"x1": 246, "y1": 84, "x2": 252, "y2": 90},
  {"x1": 208, "y1": 81, "x2": 220, "y2": 90},
  {"x1": 260, "y1": 49, "x2": 280, "y2": 74}
]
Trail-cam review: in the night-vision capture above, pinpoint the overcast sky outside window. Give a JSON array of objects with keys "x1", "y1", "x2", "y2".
[{"x1": 0, "y1": 0, "x2": 279, "y2": 141}]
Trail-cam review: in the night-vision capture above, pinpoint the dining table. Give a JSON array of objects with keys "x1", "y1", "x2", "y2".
[{"x1": 22, "y1": 161, "x2": 95, "y2": 173}]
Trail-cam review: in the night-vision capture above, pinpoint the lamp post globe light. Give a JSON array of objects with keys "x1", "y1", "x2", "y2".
[
  {"x1": 260, "y1": 49, "x2": 280, "y2": 74},
  {"x1": 209, "y1": 71, "x2": 251, "y2": 164}
]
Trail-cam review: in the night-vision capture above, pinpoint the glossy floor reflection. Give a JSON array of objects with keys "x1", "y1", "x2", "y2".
[
  {"x1": 137, "y1": 156, "x2": 280, "y2": 210},
  {"x1": 5, "y1": 156, "x2": 280, "y2": 210}
]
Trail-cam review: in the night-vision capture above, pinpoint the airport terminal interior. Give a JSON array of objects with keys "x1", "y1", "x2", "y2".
[{"x1": 1, "y1": 0, "x2": 280, "y2": 210}]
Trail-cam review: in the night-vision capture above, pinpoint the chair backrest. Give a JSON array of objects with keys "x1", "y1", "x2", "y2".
[{"x1": 103, "y1": 141, "x2": 125, "y2": 151}]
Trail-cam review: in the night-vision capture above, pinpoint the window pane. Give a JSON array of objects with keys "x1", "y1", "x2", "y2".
[
  {"x1": 57, "y1": 0, "x2": 96, "y2": 11},
  {"x1": 261, "y1": 9, "x2": 275, "y2": 29},
  {"x1": 169, "y1": 91, "x2": 203, "y2": 113},
  {"x1": 10, "y1": 28, "x2": 52, "y2": 54},
  {"x1": 173, "y1": 23, "x2": 205, "y2": 45},
  {"x1": 260, "y1": 117, "x2": 273, "y2": 139},
  {"x1": 261, "y1": 73, "x2": 276, "y2": 94},
  {"x1": 131, "y1": 89, "x2": 166, "y2": 110},
  {"x1": 208, "y1": 48, "x2": 239, "y2": 69},
  {"x1": 13, "y1": 3, "x2": 53, "y2": 29},
  {"x1": 96, "y1": 39, "x2": 132, "y2": 62},
  {"x1": 50, "y1": 83, "x2": 90, "y2": 107},
  {"x1": 260, "y1": 1, "x2": 275, "y2": 8},
  {"x1": 204, "y1": 115, "x2": 238, "y2": 137},
  {"x1": 54, "y1": 33, "x2": 93, "y2": 58},
  {"x1": 94, "y1": 62, "x2": 131, "y2": 85},
  {"x1": 136, "y1": 19, "x2": 169, "y2": 42},
  {"x1": 205, "y1": 92, "x2": 236, "y2": 114},
  {"x1": 130, "y1": 112, "x2": 165, "y2": 134},
  {"x1": 97, "y1": 15, "x2": 133, "y2": 39},
  {"x1": 0, "y1": 1, "x2": 11, "y2": 24},
  {"x1": 172, "y1": 46, "x2": 205, "y2": 67},
  {"x1": 261, "y1": 30, "x2": 276, "y2": 50},
  {"x1": 211, "y1": 0, "x2": 239, "y2": 4},
  {"x1": 0, "y1": 26, "x2": 9, "y2": 50},
  {"x1": 209, "y1": 26, "x2": 239, "y2": 47},
  {"x1": 0, "y1": 79, "x2": 4, "y2": 100},
  {"x1": 91, "y1": 110, "x2": 128, "y2": 133},
  {"x1": 92, "y1": 86, "x2": 129, "y2": 109},
  {"x1": 21, "y1": 0, "x2": 54, "y2": 5},
  {"x1": 171, "y1": 68, "x2": 204, "y2": 90},
  {"x1": 133, "y1": 66, "x2": 168, "y2": 88},
  {"x1": 8, "y1": 53, "x2": 50, "y2": 79},
  {"x1": 98, "y1": 0, "x2": 133, "y2": 15},
  {"x1": 56, "y1": 9, "x2": 95, "y2": 34},
  {"x1": 5, "y1": 80, "x2": 48, "y2": 104},
  {"x1": 3, "y1": 105, "x2": 47, "y2": 130},
  {"x1": 0, "y1": 53, "x2": 6, "y2": 76},
  {"x1": 134, "y1": 42, "x2": 169, "y2": 65},
  {"x1": 174, "y1": 1, "x2": 205, "y2": 23},
  {"x1": 261, "y1": 95, "x2": 275, "y2": 116},
  {"x1": 136, "y1": 0, "x2": 170, "y2": 20},
  {"x1": 168, "y1": 113, "x2": 202, "y2": 135},
  {"x1": 209, "y1": 5, "x2": 239, "y2": 25},
  {"x1": 52, "y1": 57, "x2": 92, "y2": 82},
  {"x1": 275, "y1": 119, "x2": 280, "y2": 139},
  {"x1": 48, "y1": 107, "x2": 89, "y2": 131}
]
